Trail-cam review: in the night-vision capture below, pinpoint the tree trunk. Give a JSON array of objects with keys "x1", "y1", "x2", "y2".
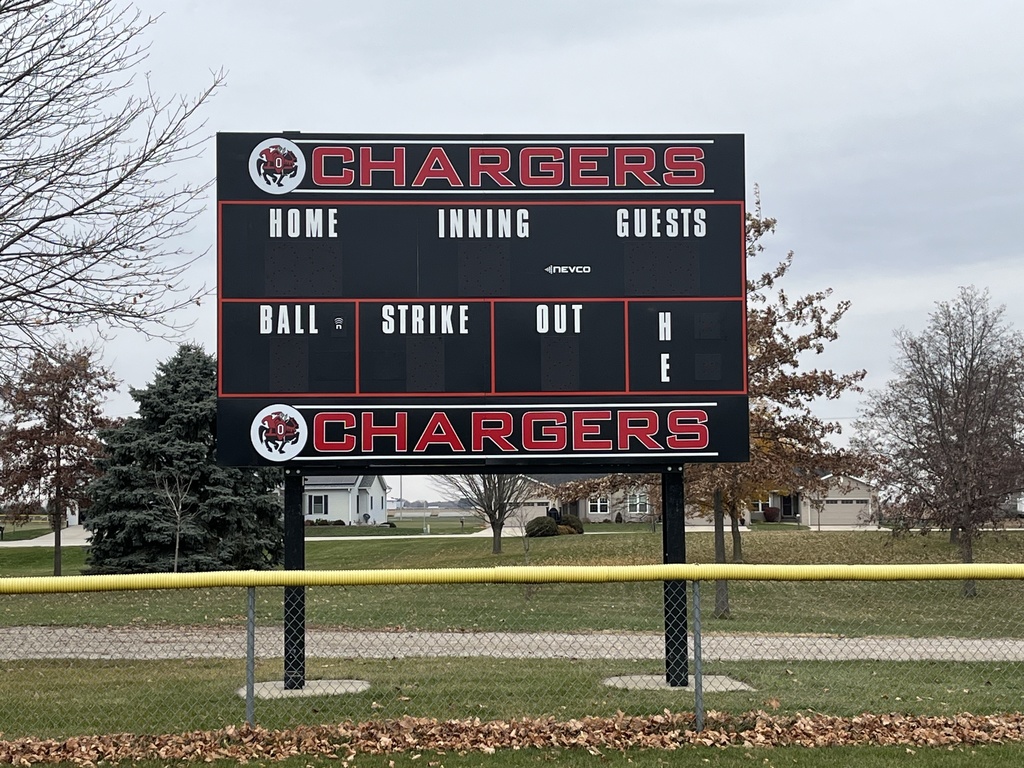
[
  {"x1": 713, "y1": 489, "x2": 730, "y2": 619},
  {"x1": 730, "y1": 506, "x2": 744, "y2": 563},
  {"x1": 949, "y1": 526, "x2": 960, "y2": 545},
  {"x1": 491, "y1": 520, "x2": 503, "y2": 554},
  {"x1": 959, "y1": 528, "x2": 977, "y2": 598},
  {"x1": 52, "y1": 502, "x2": 62, "y2": 577},
  {"x1": 174, "y1": 517, "x2": 181, "y2": 573}
]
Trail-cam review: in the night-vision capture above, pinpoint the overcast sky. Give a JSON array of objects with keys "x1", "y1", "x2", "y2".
[{"x1": 108, "y1": 0, "x2": 1023, "y2": 500}]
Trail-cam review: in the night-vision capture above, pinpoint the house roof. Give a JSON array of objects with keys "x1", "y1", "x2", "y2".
[
  {"x1": 816, "y1": 474, "x2": 875, "y2": 488},
  {"x1": 304, "y1": 475, "x2": 388, "y2": 490},
  {"x1": 525, "y1": 473, "x2": 608, "y2": 487}
]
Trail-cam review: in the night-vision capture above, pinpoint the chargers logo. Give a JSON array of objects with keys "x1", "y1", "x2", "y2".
[
  {"x1": 250, "y1": 404, "x2": 307, "y2": 461},
  {"x1": 248, "y1": 138, "x2": 306, "y2": 194}
]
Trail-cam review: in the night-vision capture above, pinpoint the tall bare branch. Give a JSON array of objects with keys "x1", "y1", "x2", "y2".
[{"x1": 0, "y1": 0, "x2": 222, "y2": 365}]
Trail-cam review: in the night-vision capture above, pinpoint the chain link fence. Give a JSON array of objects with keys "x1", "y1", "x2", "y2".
[{"x1": 2, "y1": 566, "x2": 1023, "y2": 738}]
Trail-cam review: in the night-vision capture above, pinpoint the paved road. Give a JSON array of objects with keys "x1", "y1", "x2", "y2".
[{"x1": 2, "y1": 625, "x2": 1022, "y2": 662}]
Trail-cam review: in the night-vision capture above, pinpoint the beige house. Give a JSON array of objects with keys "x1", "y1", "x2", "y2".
[
  {"x1": 800, "y1": 474, "x2": 877, "y2": 527},
  {"x1": 750, "y1": 474, "x2": 877, "y2": 527}
]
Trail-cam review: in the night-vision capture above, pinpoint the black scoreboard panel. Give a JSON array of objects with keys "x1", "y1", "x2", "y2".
[
  {"x1": 217, "y1": 134, "x2": 749, "y2": 469},
  {"x1": 219, "y1": 203, "x2": 743, "y2": 300}
]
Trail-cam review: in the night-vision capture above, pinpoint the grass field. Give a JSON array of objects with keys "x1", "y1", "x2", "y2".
[
  {"x1": 3, "y1": 526, "x2": 1024, "y2": 752},
  {"x1": 4, "y1": 655, "x2": 1024, "y2": 739},
  {"x1": 0, "y1": 520, "x2": 56, "y2": 542},
  {"x1": 3, "y1": 530, "x2": 1023, "y2": 639}
]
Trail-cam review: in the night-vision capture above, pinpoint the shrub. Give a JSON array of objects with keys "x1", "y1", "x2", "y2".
[
  {"x1": 556, "y1": 525, "x2": 576, "y2": 535},
  {"x1": 561, "y1": 513, "x2": 584, "y2": 534},
  {"x1": 525, "y1": 516, "x2": 558, "y2": 537},
  {"x1": 614, "y1": 511, "x2": 623, "y2": 524},
  {"x1": 332, "y1": 520, "x2": 346, "y2": 526}
]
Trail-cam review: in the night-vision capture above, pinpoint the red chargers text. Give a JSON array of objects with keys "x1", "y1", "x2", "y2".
[
  {"x1": 311, "y1": 408, "x2": 710, "y2": 455},
  {"x1": 310, "y1": 145, "x2": 706, "y2": 189}
]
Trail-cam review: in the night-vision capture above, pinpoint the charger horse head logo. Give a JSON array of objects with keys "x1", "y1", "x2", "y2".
[
  {"x1": 256, "y1": 144, "x2": 299, "y2": 188},
  {"x1": 258, "y1": 411, "x2": 301, "y2": 454}
]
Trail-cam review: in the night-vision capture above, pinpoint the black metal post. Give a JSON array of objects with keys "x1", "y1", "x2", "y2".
[
  {"x1": 283, "y1": 470, "x2": 305, "y2": 689},
  {"x1": 662, "y1": 469, "x2": 688, "y2": 686}
]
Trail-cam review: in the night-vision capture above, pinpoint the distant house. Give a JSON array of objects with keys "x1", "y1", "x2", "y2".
[
  {"x1": 303, "y1": 475, "x2": 390, "y2": 525},
  {"x1": 751, "y1": 474, "x2": 878, "y2": 527}
]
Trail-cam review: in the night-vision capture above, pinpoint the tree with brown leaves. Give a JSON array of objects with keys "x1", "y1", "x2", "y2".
[
  {"x1": 544, "y1": 192, "x2": 868, "y2": 616},
  {"x1": 0, "y1": 345, "x2": 116, "y2": 574},
  {"x1": 0, "y1": 0, "x2": 222, "y2": 366},
  {"x1": 854, "y1": 287, "x2": 1024, "y2": 597},
  {"x1": 688, "y1": 195, "x2": 869, "y2": 615}
]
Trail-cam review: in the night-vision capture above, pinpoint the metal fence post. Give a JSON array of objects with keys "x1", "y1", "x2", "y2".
[
  {"x1": 283, "y1": 471, "x2": 306, "y2": 689},
  {"x1": 246, "y1": 586, "x2": 256, "y2": 727},
  {"x1": 662, "y1": 469, "x2": 689, "y2": 686},
  {"x1": 692, "y1": 580, "x2": 704, "y2": 731}
]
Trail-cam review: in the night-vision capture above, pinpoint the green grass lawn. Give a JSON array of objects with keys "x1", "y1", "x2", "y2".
[
  {"x1": 3, "y1": 656, "x2": 1023, "y2": 739},
  {"x1": 3, "y1": 529, "x2": 1024, "y2": 756},
  {"x1": 0, "y1": 520, "x2": 55, "y2": 542},
  {"x1": 3, "y1": 530, "x2": 1024, "y2": 638}
]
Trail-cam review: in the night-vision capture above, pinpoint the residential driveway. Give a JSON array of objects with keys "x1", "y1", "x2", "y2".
[{"x1": 0, "y1": 525, "x2": 91, "y2": 548}]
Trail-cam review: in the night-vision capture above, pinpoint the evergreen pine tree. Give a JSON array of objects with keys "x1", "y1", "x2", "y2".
[{"x1": 86, "y1": 345, "x2": 283, "y2": 573}]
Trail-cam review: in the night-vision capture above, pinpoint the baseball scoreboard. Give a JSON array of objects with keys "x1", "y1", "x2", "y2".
[{"x1": 216, "y1": 134, "x2": 749, "y2": 470}]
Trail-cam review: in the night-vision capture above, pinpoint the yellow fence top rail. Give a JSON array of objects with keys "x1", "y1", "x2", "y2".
[{"x1": 2, "y1": 563, "x2": 1024, "y2": 595}]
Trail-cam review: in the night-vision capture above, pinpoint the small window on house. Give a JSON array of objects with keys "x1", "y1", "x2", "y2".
[
  {"x1": 840, "y1": 499, "x2": 855, "y2": 504},
  {"x1": 825, "y1": 499, "x2": 840, "y2": 505},
  {"x1": 588, "y1": 496, "x2": 609, "y2": 516},
  {"x1": 307, "y1": 495, "x2": 328, "y2": 516},
  {"x1": 627, "y1": 493, "x2": 649, "y2": 517}
]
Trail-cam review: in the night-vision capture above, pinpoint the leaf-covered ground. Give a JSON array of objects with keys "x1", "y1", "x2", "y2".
[{"x1": 3, "y1": 711, "x2": 1024, "y2": 764}]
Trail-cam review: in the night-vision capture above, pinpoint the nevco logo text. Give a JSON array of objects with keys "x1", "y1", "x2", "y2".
[{"x1": 545, "y1": 264, "x2": 592, "y2": 274}]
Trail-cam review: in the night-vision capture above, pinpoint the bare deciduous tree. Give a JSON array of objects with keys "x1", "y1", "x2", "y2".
[
  {"x1": 158, "y1": 471, "x2": 198, "y2": 573},
  {"x1": 432, "y1": 474, "x2": 538, "y2": 555},
  {"x1": 0, "y1": 0, "x2": 222, "y2": 365},
  {"x1": 855, "y1": 286, "x2": 1024, "y2": 597}
]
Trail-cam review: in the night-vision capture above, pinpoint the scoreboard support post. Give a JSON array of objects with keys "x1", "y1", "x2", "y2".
[
  {"x1": 283, "y1": 471, "x2": 306, "y2": 690},
  {"x1": 662, "y1": 469, "x2": 689, "y2": 686}
]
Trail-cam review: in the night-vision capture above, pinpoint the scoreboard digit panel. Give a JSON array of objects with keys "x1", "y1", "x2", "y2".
[{"x1": 216, "y1": 133, "x2": 749, "y2": 469}]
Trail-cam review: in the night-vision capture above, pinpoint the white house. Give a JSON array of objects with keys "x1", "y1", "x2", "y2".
[{"x1": 303, "y1": 475, "x2": 390, "y2": 525}]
